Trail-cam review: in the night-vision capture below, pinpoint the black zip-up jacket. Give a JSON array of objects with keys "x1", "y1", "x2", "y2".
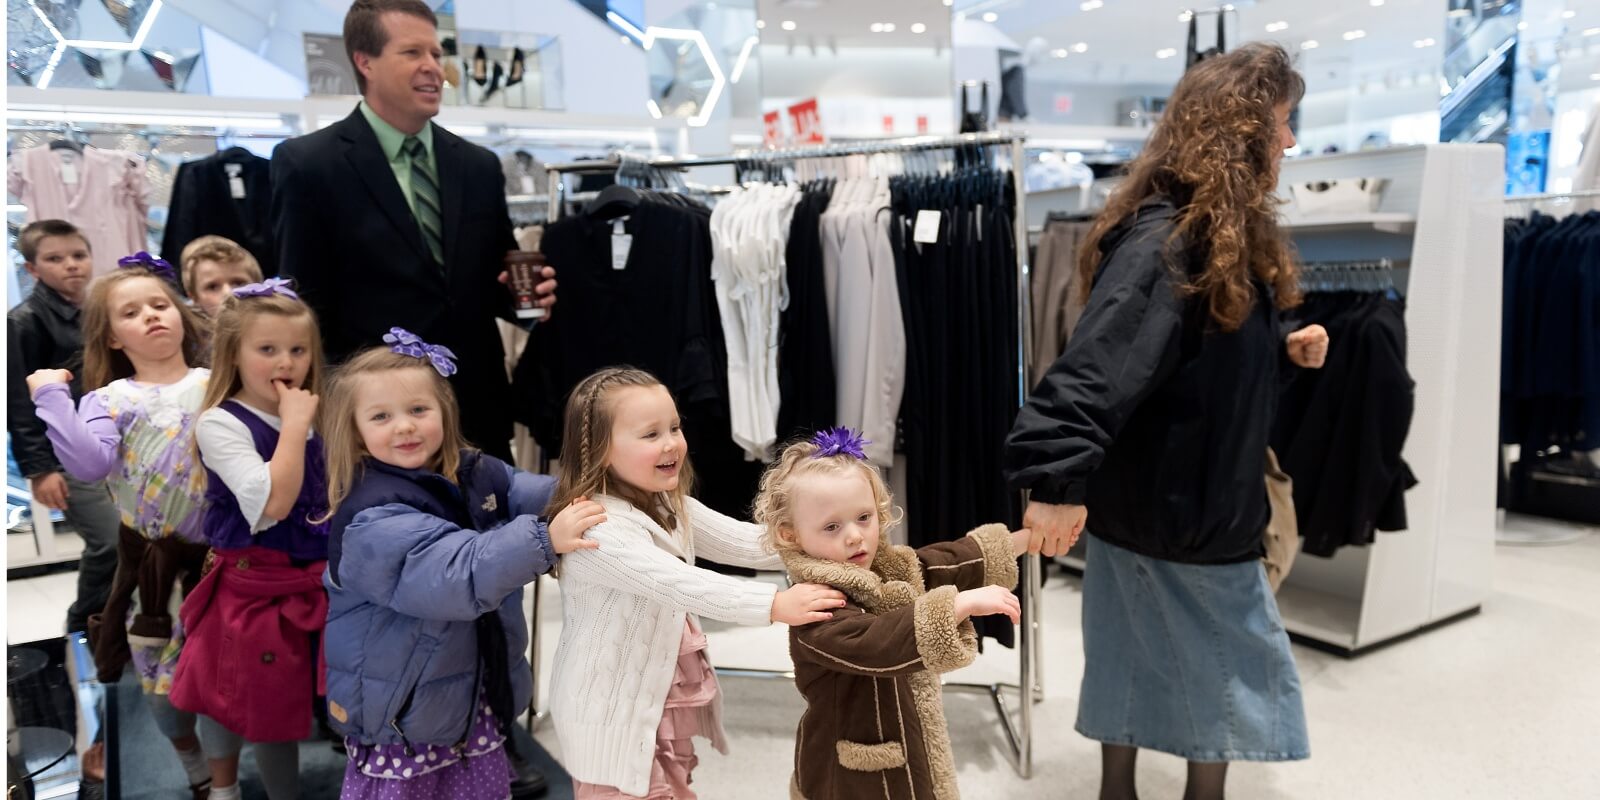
[
  {"x1": 1004, "y1": 200, "x2": 1284, "y2": 564},
  {"x1": 7, "y1": 283, "x2": 86, "y2": 478}
]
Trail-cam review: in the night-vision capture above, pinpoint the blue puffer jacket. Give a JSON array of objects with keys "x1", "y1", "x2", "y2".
[{"x1": 323, "y1": 450, "x2": 555, "y2": 747}]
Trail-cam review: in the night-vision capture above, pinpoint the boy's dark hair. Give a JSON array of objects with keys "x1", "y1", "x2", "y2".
[
  {"x1": 18, "y1": 220, "x2": 89, "y2": 263},
  {"x1": 343, "y1": 0, "x2": 438, "y2": 95}
]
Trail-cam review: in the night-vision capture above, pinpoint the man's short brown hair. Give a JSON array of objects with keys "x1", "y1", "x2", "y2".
[
  {"x1": 343, "y1": 0, "x2": 438, "y2": 95},
  {"x1": 179, "y1": 235, "x2": 263, "y2": 296},
  {"x1": 17, "y1": 219, "x2": 88, "y2": 263}
]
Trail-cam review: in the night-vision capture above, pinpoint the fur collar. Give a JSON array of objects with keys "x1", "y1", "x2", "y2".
[{"x1": 779, "y1": 539, "x2": 926, "y2": 612}]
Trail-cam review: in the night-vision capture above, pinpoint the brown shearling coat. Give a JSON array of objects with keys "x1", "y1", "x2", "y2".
[{"x1": 780, "y1": 524, "x2": 1019, "y2": 800}]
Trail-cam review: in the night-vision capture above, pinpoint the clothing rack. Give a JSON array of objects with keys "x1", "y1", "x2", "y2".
[
  {"x1": 1504, "y1": 188, "x2": 1600, "y2": 217},
  {"x1": 1300, "y1": 258, "x2": 1398, "y2": 293},
  {"x1": 528, "y1": 131, "x2": 1046, "y2": 778}
]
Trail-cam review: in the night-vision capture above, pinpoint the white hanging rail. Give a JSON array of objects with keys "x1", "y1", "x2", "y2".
[{"x1": 528, "y1": 131, "x2": 1045, "y2": 778}]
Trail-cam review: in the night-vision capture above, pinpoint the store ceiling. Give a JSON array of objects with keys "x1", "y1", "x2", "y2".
[{"x1": 756, "y1": 0, "x2": 953, "y2": 48}]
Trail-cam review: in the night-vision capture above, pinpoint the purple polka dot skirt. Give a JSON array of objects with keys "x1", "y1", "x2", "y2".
[{"x1": 339, "y1": 697, "x2": 514, "y2": 800}]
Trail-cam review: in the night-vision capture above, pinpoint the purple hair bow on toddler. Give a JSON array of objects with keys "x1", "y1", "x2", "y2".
[
  {"x1": 231, "y1": 277, "x2": 300, "y2": 301},
  {"x1": 116, "y1": 251, "x2": 177, "y2": 282},
  {"x1": 811, "y1": 427, "x2": 870, "y2": 460},
  {"x1": 383, "y1": 327, "x2": 458, "y2": 378}
]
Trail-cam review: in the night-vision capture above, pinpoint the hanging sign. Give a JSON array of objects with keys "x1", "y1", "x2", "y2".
[
  {"x1": 763, "y1": 110, "x2": 784, "y2": 147},
  {"x1": 916, "y1": 115, "x2": 929, "y2": 135},
  {"x1": 789, "y1": 98, "x2": 826, "y2": 144},
  {"x1": 882, "y1": 115, "x2": 895, "y2": 134}
]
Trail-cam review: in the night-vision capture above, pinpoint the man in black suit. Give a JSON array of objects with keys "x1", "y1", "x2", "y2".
[{"x1": 272, "y1": 0, "x2": 556, "y2": 463}]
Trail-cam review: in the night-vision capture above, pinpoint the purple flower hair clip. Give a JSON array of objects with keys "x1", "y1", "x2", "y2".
[
  {"x1": 383, "y1": 327, "x2": 458, "y2": 377},
  {"x1": 231, "y1": 277, "x2": 300, "y2": 301},
  {"x1": 116, "y1": 251, "x2": 177, "y2": 282},
  {"x1": 811, "y1": 427, "x2": 870, "y2": 460}
]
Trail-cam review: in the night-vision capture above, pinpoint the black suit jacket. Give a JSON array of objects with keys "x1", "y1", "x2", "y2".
[
  {"x1": 7, "y1": 284, "x2": 85, "y2": 478},
  {"x1": 161, "y1": 146, "x2": 277, "y2": 276},
  {"x1": 271, "y1": 107, "x2": 519, "y2": 457}
]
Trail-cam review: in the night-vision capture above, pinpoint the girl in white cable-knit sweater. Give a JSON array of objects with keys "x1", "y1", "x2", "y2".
[{"x1": 544, "y1": 368, "x2": 847, "y2": 799}]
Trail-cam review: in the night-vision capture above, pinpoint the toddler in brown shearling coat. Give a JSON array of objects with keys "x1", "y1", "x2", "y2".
[{"x1": 755, "y1": 430, "x2": 1029, "y2": 800}]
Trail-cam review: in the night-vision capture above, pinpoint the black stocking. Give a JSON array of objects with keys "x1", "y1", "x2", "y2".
[
  {"x1": 1099, "y1": 744, "x2": 1139, "y2": 800},
  {"x1": 1183, "y1": 760, "x2": 1229, "y2": 800}
]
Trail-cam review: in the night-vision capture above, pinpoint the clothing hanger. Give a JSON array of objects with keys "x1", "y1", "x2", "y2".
[{"x1": 49, "y1": 138, "x2": 84, "y2": 155}]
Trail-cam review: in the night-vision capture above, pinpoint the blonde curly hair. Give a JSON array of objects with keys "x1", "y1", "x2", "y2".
[{"x1": 753, "y1": 437, "x2": 899, "y2": 555}]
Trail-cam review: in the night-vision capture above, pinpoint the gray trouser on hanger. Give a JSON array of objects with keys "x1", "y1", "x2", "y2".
[{"x1": 60, "y1": 476, "x2": 120, "y2": 631}]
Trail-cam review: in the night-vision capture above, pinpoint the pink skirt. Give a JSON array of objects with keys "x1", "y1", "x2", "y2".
[{"x1": 572, "y1": 618, "x2": 720, "y2": 800}]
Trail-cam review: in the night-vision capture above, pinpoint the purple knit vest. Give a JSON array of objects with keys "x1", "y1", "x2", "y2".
[{"x1": 202, "y1": 400, "x2": 330, "y2": 561}]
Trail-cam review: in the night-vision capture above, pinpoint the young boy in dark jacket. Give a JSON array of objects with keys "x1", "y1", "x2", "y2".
[{"x1": 7, "y1": 219, "x2": 119, "y2": 633}]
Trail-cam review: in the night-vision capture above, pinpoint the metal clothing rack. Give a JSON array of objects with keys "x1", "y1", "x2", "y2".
[
  {"x1": 1504, "y1": 188, "x2": 1600, "y2": 217},
  {"x1": 528, "y1": 131, "x2": 1046, "y2": 778}
]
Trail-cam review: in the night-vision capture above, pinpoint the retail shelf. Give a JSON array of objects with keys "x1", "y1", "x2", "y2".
[
  {"x1": 1281, "y1": 212, "x2": 1418, "y2": 233},
  {"x1": 1274, "y1": 582, "x2": 1361, "y2": 651}
]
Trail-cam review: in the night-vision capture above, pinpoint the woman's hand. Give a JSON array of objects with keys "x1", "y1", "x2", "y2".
[
  {"x1": 548, "y1": 495, "x2": 605, "y2": 554},
  {"x1": 1023, "y1": 501, "x2": 1087, "y2": 557},
  {"x1": 1286, "y1": 324, "x2": 1329, "y2": 369},
  {"x1": 771, "y1": 582, "x2": 847, "y2": 625},
  {"x1": 954, "y1": 585, "x2": 1021, "y2": 623}
]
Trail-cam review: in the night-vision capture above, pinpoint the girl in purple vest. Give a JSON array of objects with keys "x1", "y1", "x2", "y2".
[
  {"x1": 171, "y1": 278, "x2": 329, "y2": 800},
  {"x1": 318, "y1": 332, "x2": 603, "y2": 800}
]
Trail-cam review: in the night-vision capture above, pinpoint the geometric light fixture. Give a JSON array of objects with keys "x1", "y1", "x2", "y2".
[
  {"x1": 640, "y1": 26, "x2": 726, "y2": 127},
  {"x1": 30, "y1": 0, "x2": 166, "y2": 89}
]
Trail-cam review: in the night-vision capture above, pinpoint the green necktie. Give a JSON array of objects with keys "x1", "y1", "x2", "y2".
[{"x1": 403, "y1": 136, "x2": 444, "y2": 265}]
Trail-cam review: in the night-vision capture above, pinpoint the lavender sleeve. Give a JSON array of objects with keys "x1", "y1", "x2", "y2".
[{"x1": 31, "y1": 383, "x2": 120, "y2": 481}]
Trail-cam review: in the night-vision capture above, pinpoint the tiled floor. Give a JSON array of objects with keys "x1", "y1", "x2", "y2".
[{"x1": 8, "y1": 514, "x2": 1599, "y2": 798}]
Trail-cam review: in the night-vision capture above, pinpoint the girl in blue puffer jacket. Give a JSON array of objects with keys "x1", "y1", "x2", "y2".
[{"x1": 317, "y1": 330, "x2": 604, "y2": 800}]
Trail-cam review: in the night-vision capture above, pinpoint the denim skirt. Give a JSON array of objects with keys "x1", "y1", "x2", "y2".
[{"x1": 1075, "y1": 534, "x2": 1310, "y2": 763}]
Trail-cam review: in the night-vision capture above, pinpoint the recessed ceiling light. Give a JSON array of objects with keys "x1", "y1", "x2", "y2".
[
  {"x1": 911, "y1": 22, "x2": 927, "y2": 34},
  {"x1": 882, "y1": 22, "x2": 896, "y2": 32},
  {"x1": 1266, "y1": 21, "x2": 1289, "y2": 33},
  {"x1": 1073, "y1": 42, "x2": 1089, "y2": 53},
  {"x1": 755, "y1": 19, "x2": 765, "y2": 29},
  {"x1": 1051, "y1": 48, "x2": 1069, "y2": 58},
  {"x1": 1156, "y1": 48, "x2": 1177, "y2": 59},
  {"x1": 1561, "y1": 10, "x2": 1575, "y2": 19},
  {"x1": 1343, "y1": 30, "x2": 1367, "y2": 41},
  {"x1": 1179, "y1": 11, "x2": 1193, "y2": 21},
  {"x1": 870, "y1": 22, "x2": 883, "y2": 32},
  {"x1": 1081, "y1": 0, "x2": 1104, "y2": 11},
  {"x1": 1585, "y1": 27, "x2": 1600, "y2": 37},
  {"x1": 1370, "y1": 0, "x2": 1384, "y2": 6},
  {"x1": 1517, "y1": 21, "x2": 1528, "y2": 31},
  {"x1": 1301, "y1": 39, "x2": 1320, "y2": 50},
  {"x1": 982, "y1": 11, "x2": 998, "y2": 22},
  {"x1": 1592, "y1": 73, "x2": 1600, "y2": 81},
  {"x1": 943, "y1": 0, "x2": 953, "y2": 5},
  {"x1": 781, "y1": 20, "x2": 796, "y2": 31},
  {"x1": 1413, "y1": 38, "x2": 1436, "y2": 48}
]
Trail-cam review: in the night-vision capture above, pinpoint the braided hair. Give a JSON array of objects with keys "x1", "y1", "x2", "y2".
[{"x1": 546, "y1": 367, "x2": 695, "y2": 531}]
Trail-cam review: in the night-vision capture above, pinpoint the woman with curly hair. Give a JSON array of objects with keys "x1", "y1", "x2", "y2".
[{"x1": 1004, "y1": 43, "x2": 1327, "y2": 800}]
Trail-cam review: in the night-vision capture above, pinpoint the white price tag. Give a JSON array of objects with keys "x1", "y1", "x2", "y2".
[
  {"x1": 60, "y1": 161, "x2": 79, "y2": 185},
  {"x1": 913, "y1": 209, "x2": 941, "y2": 244},
  {"x1": 229, "y1": 177, "x2": 247, "y2": 199},
  {"x1": 611, "y1": 218, "x2": 632, "y2": 270},
  {"x1": 520, "y1": 175, "x2": 535, "y2": 194}
]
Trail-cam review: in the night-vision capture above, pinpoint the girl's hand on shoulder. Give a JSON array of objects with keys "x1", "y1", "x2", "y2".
[
  {"x1": 26, "y1": 368, "x2": 72, "y2": 395},
  {"x1": 954, "y1": 585, "x2": 1021, "y2": 624},
  {"x1": 274, "y1": 381, "x2": 319, "y2": 429},
  {"x1": 771, "y1": 582, "x2": 847, "y2": 625},
  {"x1": 549, "y1": 495, "x2": 605, "y2": 554}
]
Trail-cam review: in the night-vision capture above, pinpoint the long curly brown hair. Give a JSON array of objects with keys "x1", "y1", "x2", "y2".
[{"x1": 1078, "y1": 42, "x2": 1306, "y2": 331}]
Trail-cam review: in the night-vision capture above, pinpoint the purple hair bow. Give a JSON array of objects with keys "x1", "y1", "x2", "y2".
[
  {"x1": 811, "y1": 427, "x2": 870, "y2": 460},
  {"x1": 232, "y1": 277, "x2": 300, "y2": 301},
  {"x1": 383, "y1": 327, "x2": 458, "y2": 377},
  {"x1": 116, "y1": 251, "x2": 177, "y2": 281}
]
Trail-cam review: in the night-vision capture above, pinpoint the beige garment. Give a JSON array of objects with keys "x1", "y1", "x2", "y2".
[
  {"x1": 1029, "y1": 219, "x2": 1094, "y2": 387},
  {"x1": 1262, "y1": 447, "x2": 1299, "y2": 592}
]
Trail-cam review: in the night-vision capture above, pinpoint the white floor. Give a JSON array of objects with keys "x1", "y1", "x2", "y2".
[{"x1": 8, "y1": 514, "x2": 1600, "y2": 798}]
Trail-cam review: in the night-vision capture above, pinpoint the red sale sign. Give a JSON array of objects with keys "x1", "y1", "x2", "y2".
[
  {"x1": 789, "y1": 98, "x2": 825, "y2": 144},
  {"x1": 882, "y1": 115, "x2": 895, "y2": 134},
  {"x1": 916, "y1": 115, "x2": 929, "y2": 134},
  {"x1": 763, "y1": 110, "x2": 783, "y2": 147}
]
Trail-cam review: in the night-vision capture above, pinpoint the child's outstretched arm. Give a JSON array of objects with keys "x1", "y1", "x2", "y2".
[
  {"x1": 684, "y1": 496, "x2": 783, "y2": 571},
  {"x1": 917, "y1": 524, "x2": 1023, "y2": 593},
  {"x1": 791, "y1": 586, "x2": 983, "y2": 678},
  {"x1": 336, "y1": 504, "x2": 556, "y2": 621},
  {"x1": 28, "y1": 376, "x2": 119, "y2": 482},
  {"x1": 503, "y1": 465, "x2": 601, "y2": 553},
  {"x1": 563, "y1": 521, "x2": 843, "y2": 626}
]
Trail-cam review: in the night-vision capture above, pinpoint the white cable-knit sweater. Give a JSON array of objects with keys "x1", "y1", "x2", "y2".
[{"x1": 550, "y1": 494, "x2": 783, "y2": 795}]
